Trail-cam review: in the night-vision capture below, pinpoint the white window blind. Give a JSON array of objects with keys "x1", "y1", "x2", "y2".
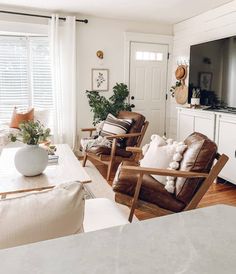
[{"x1": 0, "y1": 36, "x2": 53, "y2": 123}]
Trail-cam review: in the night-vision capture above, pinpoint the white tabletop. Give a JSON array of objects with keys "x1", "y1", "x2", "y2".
[
  {"x1": 0, "y1": 144, "x2": 91, "y2": 195},
  {"x1": 0, "y1": 205, "x2": 235, "y2": 274}
]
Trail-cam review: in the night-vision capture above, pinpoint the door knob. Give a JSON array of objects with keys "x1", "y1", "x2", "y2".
[
  {"x1": 131, "y1": 96, "x2": 135, "y2": 100},
  {"x1": 131, "y1": 104, "x2": 135, "y2": 108}
]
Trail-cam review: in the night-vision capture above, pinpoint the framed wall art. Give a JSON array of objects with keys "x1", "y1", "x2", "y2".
[
  {"x1": 199, "y1": 72, "x2": 213, "y2": 91},
  {"x1": 91, "y1": 69, "x2": 109, "y2": 91}
]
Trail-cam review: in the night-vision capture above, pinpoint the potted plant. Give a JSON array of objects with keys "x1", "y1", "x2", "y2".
[
  {"x1": 9, "y1": 121, "x2": 51, "y2": 176},
  {"x1": 191, "y1": 88, "x2": 201, "y2": 106},
  {"x1": 86, "y1": 83, "x2": 132, "y2": 125}
]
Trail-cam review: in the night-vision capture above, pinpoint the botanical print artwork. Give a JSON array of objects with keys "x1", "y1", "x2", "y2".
[
  {"x1": 96, "y1": 72, "x2": 105, "y2": 88},
  {"x1": 92, "y1": 69, "x2": 109, "y2": 91}
]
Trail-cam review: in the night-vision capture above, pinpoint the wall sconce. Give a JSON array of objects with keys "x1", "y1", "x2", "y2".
[{"x1": 96, "y1": 50, "x2": 104, "y2": 59}]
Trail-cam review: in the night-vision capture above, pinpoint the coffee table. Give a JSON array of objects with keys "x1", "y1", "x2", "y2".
[{"x1": 0, "y1": 144, "x2": 91, "y2": 197}]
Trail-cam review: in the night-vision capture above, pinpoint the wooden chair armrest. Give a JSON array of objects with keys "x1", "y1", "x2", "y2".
[
  {"x1": 106, "y1": 132, "x2": 142, "y2": 140},
  {"x1": 121, "y1": 166, "x2": 208, "y2": 178},
  {"x1": 81, "y1": 128, "x2": 96, "y2": 132},
  {"x1": 126, "y1": 147, "x2": 143, "y2": 153}
]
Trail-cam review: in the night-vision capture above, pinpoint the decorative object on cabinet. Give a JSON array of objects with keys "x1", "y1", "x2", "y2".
[
  {"x1": 91, "y1": 69, "x2": 109, "y2": 91},
  {"x1": 199, "y1": 72, "x2": 212, "y2": 91},
  {"x1": 191, "y1": 88, "x2": 201, "y2": 107},
  {"x1": 86, "y1": 83, "x2": 132, "y2": 125},
  {"x1": 96, "y1": 50, "x2": 104, "y2": 59}
]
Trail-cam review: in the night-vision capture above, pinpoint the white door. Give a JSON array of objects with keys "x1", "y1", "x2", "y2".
[{"x1": 129, "y1": 42, "x2": 168, "y2": 144}]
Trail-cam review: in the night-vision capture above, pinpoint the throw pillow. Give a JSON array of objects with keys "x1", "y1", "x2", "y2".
[
  {"x1": 10, "y1": 107, "x2": 34, "y2": 129},
  {"x1": 140, "y1": 135, "x2": 187, "y2": 193},
  {"x1": 0, "y1": 182, "x2": 85, "y2": 249},
  {"x1": 100, "y1": 113, "x2": 133, "y2": 146},
  {"x1": 164, "y1": 139, "x2": 187, "y2": 193}
]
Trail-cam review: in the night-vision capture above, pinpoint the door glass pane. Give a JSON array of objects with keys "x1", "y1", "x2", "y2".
[{"x1": 135, "y1": 51, "x2": 163, "y2": 61}]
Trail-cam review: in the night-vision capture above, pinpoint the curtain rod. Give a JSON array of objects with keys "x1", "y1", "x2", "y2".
[{"x1": 0, "y1": 10, "x2": 88, "y2": 24}]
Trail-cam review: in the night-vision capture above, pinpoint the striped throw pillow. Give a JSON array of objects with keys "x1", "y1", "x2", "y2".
[{"x1": 100, "y1": 114, "x2": 133, "y2": 146}]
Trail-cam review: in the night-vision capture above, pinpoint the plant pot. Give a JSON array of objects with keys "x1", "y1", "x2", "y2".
[
  {"x1": 14, "y1": 145, "x2": 48, "y2": 176},
  {"x1": 191, "y1": 98, "x2": 200, "y2": 106}
]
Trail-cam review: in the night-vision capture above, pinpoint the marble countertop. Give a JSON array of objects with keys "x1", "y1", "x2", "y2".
[{"x1": 0, "y1": 205, "x2": 236, "y2": 274}]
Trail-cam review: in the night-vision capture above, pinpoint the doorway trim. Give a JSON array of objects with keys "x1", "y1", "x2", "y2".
[{"x1": 124, "y1": 32, "x2": 173, "y2": 135}]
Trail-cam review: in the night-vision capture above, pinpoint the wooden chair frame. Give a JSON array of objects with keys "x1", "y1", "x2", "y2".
[
  {"x1": 114, "y1": 147, "x2": 229, "y2": 222},
  {"x1": 81, "y1": 121, "x2": 149, "y2": 181}
]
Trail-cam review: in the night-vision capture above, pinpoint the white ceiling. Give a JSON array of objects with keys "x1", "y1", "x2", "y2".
[{"x1": 0, "y1": 0, "x2": 233, "y2": 24}]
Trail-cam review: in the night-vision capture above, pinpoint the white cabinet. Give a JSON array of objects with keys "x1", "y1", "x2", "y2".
[
  {"x1": 177, "y1": 111, "x2": 194, "y2": 141},
  {"x1": 177, "y1": 107, "x2": 236, "y2": 185},
  {"x1": 177, "y1": 108, "x2": 215, "y2": 141},
  {"x1": 215, "y1": 114, "x2": 236, "y2": 184}
]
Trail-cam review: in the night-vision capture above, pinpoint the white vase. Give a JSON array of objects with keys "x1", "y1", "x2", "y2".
[
  {"x1": 15, "y1": 145, "x2": 48, "y2": 176},
  {"x1": 191, "y1": 98, "x2": 200, "y2": 105}
]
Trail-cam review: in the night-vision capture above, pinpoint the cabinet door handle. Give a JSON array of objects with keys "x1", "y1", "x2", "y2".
[{"x1": 235, "y1": 150, "x2": 236, "y2": 158}]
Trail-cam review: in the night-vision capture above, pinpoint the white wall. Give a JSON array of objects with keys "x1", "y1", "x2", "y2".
[
  {"x1": 77, "y1": 16, "x2": 172, "y2": 138},
  {"x1": 169, "y1": 0, "x2": 236, "y2": 139},
  {"x1": 0, "y1": 11, "x2": 172, "y2": 142}
]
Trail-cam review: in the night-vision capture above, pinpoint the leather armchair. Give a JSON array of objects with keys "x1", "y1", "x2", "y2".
[
  {"x1": 81, "y1": 111, "x2": 149, "y2": 180},
  {"x1": 113, "y1": 132, "x2": 229, "y2": 222}
]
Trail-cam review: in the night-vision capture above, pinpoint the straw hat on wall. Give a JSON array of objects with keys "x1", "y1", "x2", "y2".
[{"x1": 175, "y1": 65, "x2": 187, "y2": 81}]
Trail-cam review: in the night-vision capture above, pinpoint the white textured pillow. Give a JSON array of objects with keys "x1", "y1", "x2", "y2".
[
  {"x1": 164, "y1": 140, "x2": 187, "y2": 193},
  {"x1": 140, "y1": 135, "x2": 176, "y2": 184},
  {"x1": 140, "y1": 135, "x2": 187, "y2": 191},
  {"x1": 0, "y1": 182, "x2": 85, "y2": 249}
]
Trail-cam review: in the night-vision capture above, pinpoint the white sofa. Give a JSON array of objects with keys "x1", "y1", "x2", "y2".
[
  {"x1": 84, "y1": 198, "x2": 129, "y2": 232},
  {"x1": 0, "y1": 182, "x2": 129, "y2": 249}
]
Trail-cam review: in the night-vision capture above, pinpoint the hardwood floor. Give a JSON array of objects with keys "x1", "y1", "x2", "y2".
[{"x1": 88, "y1": 158, "x2": 236, "y2": 220}]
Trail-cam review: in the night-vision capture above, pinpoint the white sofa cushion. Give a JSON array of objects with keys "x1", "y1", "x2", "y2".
[
  {"x1": 0, "y1": 182, "x2": 85, "y2": 249},
  {"x1": 84, "y1": 198, "x2": 129, "y2": 232}
]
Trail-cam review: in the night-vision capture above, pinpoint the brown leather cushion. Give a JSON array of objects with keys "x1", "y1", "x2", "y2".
[
  {"x1": 175, "y1": 132, "x2": 217, "y2": 204},
  {"x1": 113, "y1": 161, "x2": 185, "y2": 212},
  {"x1": 117, "y1": 111, "x2": 145, "y2": 147},
  {"x1": 87, "y1": 146, "x2": 132, "y2": 158}
]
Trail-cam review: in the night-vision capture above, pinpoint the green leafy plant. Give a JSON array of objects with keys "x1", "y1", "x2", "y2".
[
  {"x1": 9, "y1": 121, "x2": 51, "y2": 145},
  {"x1": 86, "y1": 83, "x2": 132, "y2": 125},
  {"x1": 192, "y1": 88, "x2": 201, "y2": 98},
  {"x1": 170, "y1": 81, "x2": 181, "y2": 97}
]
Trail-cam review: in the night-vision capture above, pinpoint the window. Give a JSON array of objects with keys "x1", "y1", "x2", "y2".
[
  {"x1": 0, "y1": 36, "x2": 53, "y2": 123},
  {"x1": 135, "y1": 51, "x2": 163, "y2": 61}
]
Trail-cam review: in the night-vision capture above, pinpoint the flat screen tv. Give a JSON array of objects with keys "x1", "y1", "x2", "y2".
[{"x1": 189, "y1": 36, "x2": 236, "y2": 108}]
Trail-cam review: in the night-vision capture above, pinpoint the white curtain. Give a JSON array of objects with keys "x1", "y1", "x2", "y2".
[{"x1": 50, "y1": 14, "x2": 77, "y2": 149}]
